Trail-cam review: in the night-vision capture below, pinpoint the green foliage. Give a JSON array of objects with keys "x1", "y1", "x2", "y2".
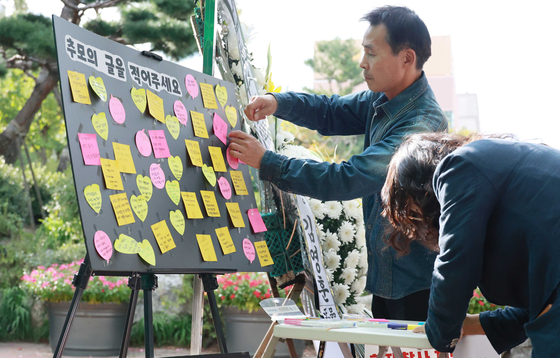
[
  {"x1": 0, "y1": 14, "x2": 55, "y2": 62},
  {"x1": 216, "y1": 272, "x2": 287, "y2": 312},
  {"x1": 468, "y1": 288, "x2": 504, "y2": 314},
  {"x1": 0, "y1": 287, "x2": 31, "y2": 341},
  {"x1": 130, "y1": 312, "x2": 192, "y2": 347}
]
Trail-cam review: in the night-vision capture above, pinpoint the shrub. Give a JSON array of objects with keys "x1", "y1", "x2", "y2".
[
  {"x1": 468, "y1": 288, "x2": 504, "y2": 314},
  {"x1": 216, "y1": 272, "x2": 288, "y2": 312},
  {"x1": 0, "y1": 287, "x2": 31, "y2": 341}
]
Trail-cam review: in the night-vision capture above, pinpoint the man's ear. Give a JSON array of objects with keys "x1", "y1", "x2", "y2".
[{"x1": 403, "y1": 48, "x2": 417, "y2": 68}]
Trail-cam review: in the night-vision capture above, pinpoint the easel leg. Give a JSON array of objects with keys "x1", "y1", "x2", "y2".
[
  {"x1": 119, "y1": 274, "x2": 141, "y2": 358},
  {"x1": 52, "y1": 257, "x2": 92, "y2": 358},
  {"x1": 142, "y1": 274, "x2": 158, "y2": 358},
  {"x1": 200, "y1": 273, "x2": 228, "y2": 353},
  {"x1": 190, "y1": 276, "x2": 204, "y2": 355}
]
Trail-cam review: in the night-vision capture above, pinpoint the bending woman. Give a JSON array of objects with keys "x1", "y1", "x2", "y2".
[{"x1": 381, "y1": 132, "x2": 560, "y2": 356}]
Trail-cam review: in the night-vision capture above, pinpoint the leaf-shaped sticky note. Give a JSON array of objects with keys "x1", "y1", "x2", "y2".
[
  {"x1": 136, "y1": 175, "x2": 153, "y2": 201},
  {"x1": 202, "y1": 164, "x2": 216, "y2": 187},
  {"x1": 109, "y1": 95, "x2": 126, "y2": 124},
  {"x1": 94, "y1": 230, "x2": 113, "y2": 263},
  {"x1": 92, "y1": 112, "x2": 108, "y2": 140},
  {"x1": 168, "y1": 156, "x2": 183, "y2": 181},
  {"x1": 215, "y1": 84, "x2": 228, "y2": 107},
  {"x1": 131, "y1": 87, "x2": 147, "y2": 113},
  {"x1": 225, "y1": 106, "x2": 238, "y2": 127},
  {"x1": 138, "y1": 239, "x2": 156, "y2": 266},
  {"x1": 84, "y1": 184, "x2": 102, "y2": 213},
  {"x1": 89, "y1": 76, "x2": 108, "y2": 102},
  {"x1": 165, "y1": 180, "x2": 181, "y2": 205},
  {"x1": 130, "y1": 194, "x2": 148, "y2": 222},
  {"x1": 114, "y1": 234, "x2": 140, "y2": 254},
  {"x1": 169, "y1": 210, "x2": 185, "y2": 235},
  {"x1": 174, "y1": 100, "x2": 188, "y2": 125},
  {"x1": 165, "y1": 115, "x2": 180, "y2": 140}
]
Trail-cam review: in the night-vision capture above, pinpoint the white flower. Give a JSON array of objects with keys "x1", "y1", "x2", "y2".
[
  {"x1": 344, "y1": 249, "x2": 361, "y2": 269},
  {"x1": 323, "y1": 230, "x2": 341, "y2": 252},
  {"x1": 338, "y1": 221, "x2": 355, "y2": 244},
  {"x1": 238, "y1": 84, "x2": 248, "y2": 105},
  {"x1": 324, "y1": 249, "x2": 341, "y2": 271},
  {"x1": 351, "y1": 276, "x2": 367, "y2": 295},
  {"x1": 231, "y1": 62, "x2": 242, "y2": 77},
  {"x1": 324, "y1": 201, "x2": 343, "y2": 219},
  {"x1": 340, "y1": 267, "x2": 357, "y2": 284},
  {"x1": 343, "y1": 199, "x2": 362, "y2": 219},
  {"x1": 332, "y1": 282, "x2": 350, "y2": 305},
  {"x1": 359, "y1": 266, "x2": 367, "y2": 277},
  {"x1": 308, "y1": 198, "x2": 326, "y2": 220},
  {"x1": 355, "y1": 224, "x2": 366, "y2": 249},
  {"x1": 280, "y1": 144, "x2": 322, "y2": 161},
  {"x1": 358, "y1": 249, "x2": 368, "y2": 269},
  {"x1": 316, "y1": 223, "x2": 326, "y2": 242},
  {"x1": 325, "y1": 268, "x2": 334, "y2": 282},
  {"x1": 226, "y1": 32, "x2": 240, "y2": 60},
  {"x1": 253, "y1": 66, "x2": 266, "y2": 87},
  {"x1": 346, "y1": 302, "x2": 366, "y2": 315}
]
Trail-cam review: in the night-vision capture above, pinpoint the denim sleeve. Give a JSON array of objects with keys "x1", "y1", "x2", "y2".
[
  {"x1": 479, "y1": 308, "x2": 529, "y2": 354},
  {"x1": 425, "y1": 156, "x2": 498, "y2": 352},
  {"x1": 271, "y1": 91, "x2": 375, "y2": 136},
  {"x1": 258, "y1": 119, "x2": 440, "y2": 201}
]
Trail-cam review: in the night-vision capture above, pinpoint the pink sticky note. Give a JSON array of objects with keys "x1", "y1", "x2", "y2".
[
  {"x1": 213, "y1": 113, "x2": 228, "y2": 145},
  {"x1": 78, "y1": 133, "x2": 101, "y2": 165},
  {"x1": 247, "y1": 208, "x2": 268, "y2": 233},
  {"x1": 148, "y1": 130, "x2": 171, "y2": 158},
  {"x1": 185, "y1": 74, "x2": 199, "y2": 98},
  {"x1": 136, "y1": 129, "x2": 152, "y2": 157},
  {"x1": 174, "y1": 100, "x2": 188, "y2": 125},
  {"x1": 218, "y1": 177, "x2": 232, "y2": 200},
  {"x1": 94, "y1": 230, "x2": 113, "y2": 263},
  {"x1": 226, "y1": 146, "x2": 239, "y2": 169},
  {"x1": 149, "y1": 163, "x2": 166, "y2": 189},
  {"x1": 242, "y1": 238, "x2": 255, "y2": 263},
  {"x1": 109, "y1": 95, "x2": 126, "y2": 124}
]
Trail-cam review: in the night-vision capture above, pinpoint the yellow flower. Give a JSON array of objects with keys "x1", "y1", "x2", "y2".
[{"x1": 265, "y1": 73, "x2": 281, "y2": 93}]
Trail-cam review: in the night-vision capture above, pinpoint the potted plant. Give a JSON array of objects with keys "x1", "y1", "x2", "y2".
[{"x1": 21, "y1": 259, "x2": 130, "y2": 356}]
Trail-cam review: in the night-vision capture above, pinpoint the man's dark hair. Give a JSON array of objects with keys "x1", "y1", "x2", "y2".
[{"x1": 361, "y1": 6, "x2": 431, "y2": 69}]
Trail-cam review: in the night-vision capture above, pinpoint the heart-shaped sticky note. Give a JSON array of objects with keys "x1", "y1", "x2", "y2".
[
  {"x1": 168, "y1": 156, "x2": 183, "y2": 181},
  {"x1": 94, "y1": 230, "x2": 113, "y2": 263},
  {"x1": 109, "y1": 95, "x2": 126, "y2": 124},
  {"x1": 215, "y1": 84, "x2": 228, "y2": 107},
  {"x1": 131, "y1": 87, "x2": 147, "y2": 113},
  {"x1": 84, "y1": 183, "x2": 102, "y2": 213},
  {"x1": 89, "y1": 76, "x2": 107, "y2": 102},
  {"x1": 169, "y1": 210, "x2": 185, "y2": 235},
  {"x1": 130, "y1": 195, "x2": 148, "y2": 222},
  {"x1": 138, "y1": 239, "x2": 156, "y2": 266},
  {"x1": 165, "y1": 115, "x2": 181, "y2": 140},
  {"x1": 92, "y1": 112, "x2": 108, "y2": 140},
  {"x1": 165, "y1": 180, "x2": 181, "y2": 205},
  {"x1": 136, "y1": 175, "x2": 153, "y2": 201},
  {"x1": 202, "y1": 164, "x2": 217, "y2": 187},
  {"x1": 174, "y1": 100, "x2": 188, "y2": 125},
  {"x1": 114, "y1": 234, "x2": 140, "y2": 254},
  {"x1": 225, "y1": 106, "x2": 238, "y2": 127}
]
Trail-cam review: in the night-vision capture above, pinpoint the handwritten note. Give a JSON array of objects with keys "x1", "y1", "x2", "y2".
[
  {"x1": 226, "y1": 147, "x2": 239, "y2": 169},
  {"x1": 165, "y1": 115, "x2": 180, "y2": 140},
  {"x1": 135, "y1": 129, "x2": 152, "y2": 157},
  {"x1": 131, "y1": 87, "x2": 147, "y2": 113},
  {"x1": 217, "y1": 177, "x2": 232, "y2": 200},
  {"x1": 148, "y1": 130, "x2": 171, "y2": 158},
  {"x1": 109, "y1": 193, "x2": 135, "y2": 226},
  {"x1": 215, "y1": 227, "x2": 236, "y2": 255},
  {"x1": 190, "y1": 111, "x2": 209, "y2": 138},
  {"x1": 136, "y1": 174, "x2": 153, "y2": 201},
  {"x1": 109, "y1": 95, "x2": 126, "y2": 124},
  {"x1": 100, "y1": 158, "x2": 123, "y2": 190},
  {"x1": 229, "y1": 170, "x2": 248, "y2": 195},
  {"x1": 254, "y1": 241, "x2": 274, "y2": 267},
  {"x1": 202, "y1": 164, "x2": 217, "y2": 187},
  {"x1": 78, "y1": 133, "x2": 101, "y2": 165},
  {"x1": 113, "y1": 142, "x2": 136, "y2": 174},
  {"x1": 213, "y1": 113, "x2": 228, "y2": 145},
  {"x1": 114, "y1": 234, "x2": 140, "y2": 254},
  {"x1": 242, "y1": 238, "x2": 255, "y2": 263},
  {"x1": 165, "y1": 180, "x2": 181, "y2": 205},
  {"x1": 200, "y1": 190, "x2": 220, "y2": 217},
  {"x1": 149, "y1": 163, "x2": 165, "y2": 189},
  {"x1": 247, "y1": 208, "x2": 268, "y2": 233},
  {"x1": 151, "y1": 220, "x2": 176, "y2": 254},
  {"x1": 84, "y1": 184, "x2": 102, "y2": 213},
  {"x1": 185, "y1": 140, "x2": 204, "y2": 167},
  {"x1": 199, "y1": 82, "x2": 218, "y2": 109},
  {"x1": 174, "y1": 100, "x2": 188, "y2": 125},
  {"x1": 168, "y1": 156, "x2": 183, "y2": 180},
  {"x1": 215, "y1": 84, "x2": 228, "y2": 107},
  {"x1": 208, "y1": 147, "x2": 227, "y2": 172},
  {"x1": 92, "y1": 112, "x2": 109, "y2": 140},
  {"x1": 225, "y1": 105, "x2": 238, "y2": 127},
  {"x1": 196, "y1": 234, "x2": 217, "y2": 261},
  {"x1": 226, "y1": 202, "x2": 245, "y2": 228},
  {"x1": 169, "y1": 210, "x2": 185, "y2": 235},
  {"x1": 146, "y1": 89, "x2": 165, "y2": 123},
  {"x1": 181, "y1": 192, "x2": 204, "y2": 219},
  {"x1": 89, "y1": 76, "x2": 107, "y2": 102},
  {"x1": 138, "y1": 239, "x2": 156, "y2": 266},
  {"x1": 68, "y1": 70, "x2": 91, "y2": 104},
  {"x1": 94, "y1": 230, "x2": 112, "y2": 262},
  {"x1": 185, "y1": 74, "x2": 199, "y2": 98},
  {"x1": 130, "y1": 194, "x2": 148, "y2": 222}
]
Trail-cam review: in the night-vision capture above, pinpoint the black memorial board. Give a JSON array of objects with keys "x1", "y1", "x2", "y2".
[{"x1": 53, "y1": 16, "x2": 270, "y2": 275}]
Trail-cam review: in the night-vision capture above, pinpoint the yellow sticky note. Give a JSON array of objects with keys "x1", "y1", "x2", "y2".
[
  {"x1": 215, "y1": 227, "x2": 236, "y2": 255},
  {"x1": 113, "y1": 142, "x2": 137, "y2": 174},
  {"x1": 199, "y1": 82, "x2": 218, "y2": 109},
  {"x1": 67, "y1": 70, "x2": 91, "y2": 104},
  {"x1": 83, "y1": 184, "x2": 102, "y2": 213},
  {"x1": 138, "y1": 239, "x2": 156, "y2": 266},
  {"x1": 215, "y1": 84, "x2": 228, "y2": 107},
  {"x1": 130, "y1": 194, "x2": 148, "y2": 222},
  {"x1": 208, "y1": 146, "x2": 227, "y2": 172},
  {"x1": 114, "y1": 234, "x2": 140, "y2": 254},
  {"x1": 165, "y1": 180, "x2": 181, "y2": 205},
  {"x1": 147, "y1": 89, "x2": 165, "y2": 123},
  {"x1": 190, "y1": 111, "x2": 209, "y2": 138},
  {"x1": 229, "y1": 170, "x2": 248, "y2": 195},
  {"x1": 109, "y1": 193, "x2": 136, "y2": 226},
  {"x1": 185, "y1": 140, "x2": 204, "y2": 167},
  {"x1": 169, "y1": 210, "x2": 185, "y2": 235},
  {"x1": 200, "y1": 190, "x2": 220, "y2": 217},
  {"x1": 225, "y1": 202, "x2": 245, "y2": 228},
  {"x1": 181, "y1": 192, "x2": 204, "y2": 219},
  {"x1": 151, "y1": 220, "x2": 176, "y2": 254},
  {"x1": 100, "y1": 158, "x2": 124, "y2": 190},
  {"x1": 196, "y1": 234, "x2": 218, "y2": 261},
  {"x1": 254, "y1": 241, "x2": 274, "y2": 267}
]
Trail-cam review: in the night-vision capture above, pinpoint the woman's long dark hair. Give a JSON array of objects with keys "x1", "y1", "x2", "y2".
[{"x1": 381, "y1": 132, "x2": 507, "y2": 255}]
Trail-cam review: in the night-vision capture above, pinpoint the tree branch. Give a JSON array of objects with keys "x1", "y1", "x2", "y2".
[{"x1": 60, "y1": 0, "x2": 127, "y2": 12}]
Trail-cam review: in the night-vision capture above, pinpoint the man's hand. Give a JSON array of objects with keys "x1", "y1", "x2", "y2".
[
  {"x1": 244, "y1": 94, "x2": 278, "y2": 121},
  {"x1": 228, "y1": 130, "x2": 266, "y2": 169}
]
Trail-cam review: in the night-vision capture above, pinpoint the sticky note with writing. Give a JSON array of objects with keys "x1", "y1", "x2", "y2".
[
  {"x1": 196, "y1": 234, "x2": 218, "y2": 261},
  {"x1": 190, "y1": 111, "x2": 209, "y2": 138},
  {"x1": 109, "y1": 193, "x2": 136, "y2": 226},
  {"x1": 151, "y1": 220, "x2": 176, "y2": 254},
  {"x1": 113, "y1": 142, "x2": 136, "y2": 174},
  {"x1": 208, "y1": 146, "x2": 227, "y2": 172},
  {"x1": 229, "y1": 170, "x2": 248, "y2": 195},
  {"x1": 199, "y1": 82, "x2": 218, "y2": 109},
  {"x1": 67, "y1": 70, "x2": 91, "y2": 104},
  {"x1": 200, "y1": 190, "x2": 220, "y2": 217},
  {"x1": 148, "y1": 129, "x2": 171, "y2": 158},
  {"x1": 213, "y1": 113, "x2": 228, "y2": 145},
  {"x1": 146, "y1": 89, "x2": 165, "y2": 123},
  {"x1": 254, "y1": 241, "x2": 274, "y2": 267},
  {"x1": 100, "y1": 158, "x2": 124, "y2": 190},
  {"x1": 78, "y1": 133, "x2": 101, "y2": 165},
  {"x1": 215, "y1": 227, "x2": 236, "y2": 255},
  {"x1": 84, "y1": 184, "x2": 102, "y2": 213},
  {"x1": 181, "y1": 192, "x2": 204, "y2": 219},
  {"x1": 226, "y1": 202, "x2": 245, "y2": 228},
  {"x1": 185, "y1": 140, "x2": 204, "y2": 167},
  {"x1": 247, "y1": 208, "x2": 268, "y2": 233}
]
